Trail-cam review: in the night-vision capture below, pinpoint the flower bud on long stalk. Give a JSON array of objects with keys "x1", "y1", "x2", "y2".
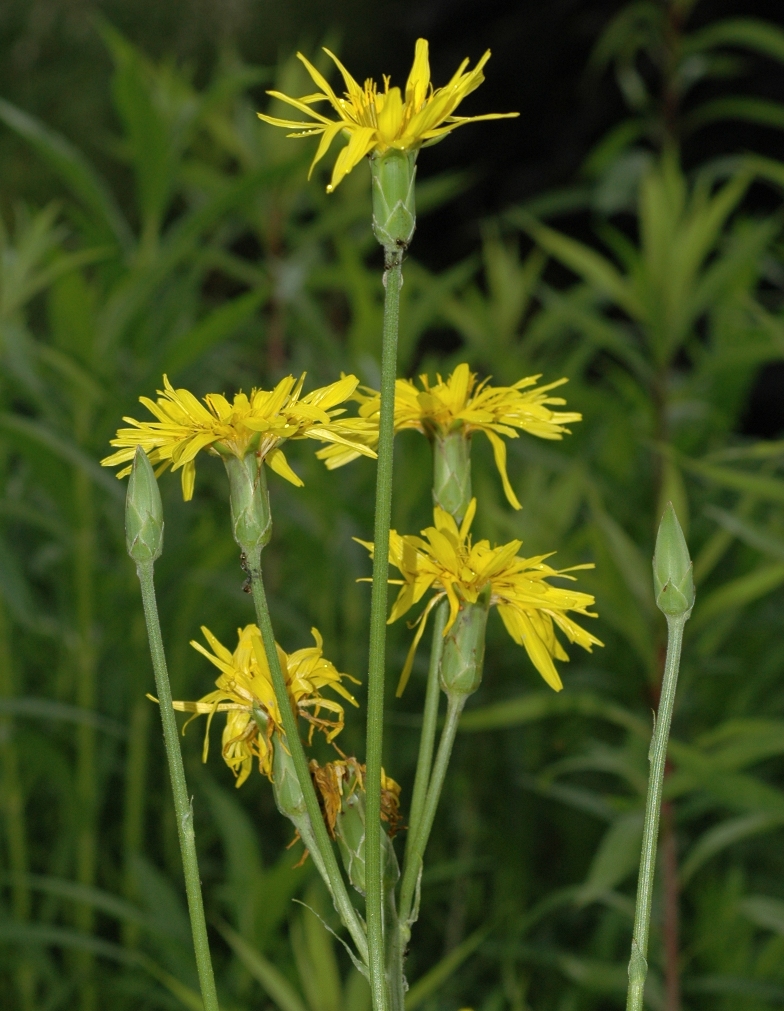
[
  {"x1": 223, "y1": 452, "x2": 272, "y2": 556},
  {"x1": 626, "y1": 504, "x2": 693, "y2": 1011},
  {"x1": 126, "y1": 447, "x2": 164, "y2": 564}
]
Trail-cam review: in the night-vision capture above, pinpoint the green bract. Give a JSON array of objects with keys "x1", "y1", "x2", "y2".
[
  {"x1": 370, "y1": 149, "x2": 417, "y2": 250},
  {"x1": 223, "y1": 453, "x2": 272, "y2": 557},
  {"x1": 125, "y1": 446, "x2": 164, "y2": 564},
  {"x1": 439, "y1": 584, "x2": 491, "y2": 698},
  {"x1": 652, "y1": 503, "x2": 694, "y2": 618},
  {"x1": 432, "y1": 429, "x2": 473, "y2": 523}
]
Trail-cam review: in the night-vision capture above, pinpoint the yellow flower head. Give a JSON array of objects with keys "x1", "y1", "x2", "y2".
[
  {"x1": 101, "y1": 373, "x2": 377, "y2": 501},
  {"x1": 318, "y1": 363, "x2": 582, "y2": 509},
  {"x1": 310, "y1": 756, "x2": 403, "y2": 838},
  {"x1": 171, "y1": 624, "x2": 359, "y2": 788},
  {"x1": 358, "y1": 498, "x2": 602, "y2": 694},
  {"x1": 257, "y1": 39, "x2": 518, "y2": 192}
]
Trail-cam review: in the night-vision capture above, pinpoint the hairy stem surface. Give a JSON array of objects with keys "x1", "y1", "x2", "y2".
[
  {"x1": 626, "y1": 614, "x2": 686, "y2": 1011},
  {"x1": 136, "y1": 562, "x2": 220, "y2": 1011},
  {"x1": 365, "y1": 248, "x2": 403, "y2": 1011}
]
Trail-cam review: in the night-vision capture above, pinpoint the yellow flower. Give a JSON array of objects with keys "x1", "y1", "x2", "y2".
[
  {"x1": 257, "y1": 39, "x2": 518, "y2": 192},
  {"x1": 358, "y1": 498, "x2": 602, "y2": 693},
  {"x1": 318, "y1": 363, "x2": 582, "y2": 509},
  {"x1": 101, "y1": 373, "x2": 377, "y2": 501},
  {"x1": 170, "y1": 624, "x2": 359, "y2": 788}
]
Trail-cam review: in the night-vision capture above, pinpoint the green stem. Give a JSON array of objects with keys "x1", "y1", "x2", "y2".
[
  {"x1": 247, "y1": 559, "x2": 369, "y2": 964},
  {"x1": 404, "y1": 600, "x2": 447, "y2": 866},
  {"x1": 0, "y1": 599, "x2": 35, "y2": 1010},
  {"x1": 365, "y1": 248, "x2": 403, "y2": 1011},
  {"x1": 73, "y1": 465, "x2": 97, "y2": 1011},
  {"x1": 626, "y1": 614, "x2": 686, "y2": 1011},
  {"x1": 399, "y1": 692, "x2": 465, "y2": 928},
  {"x1": 136, "y1": 561, "x2": 220, "y2": 1011}
]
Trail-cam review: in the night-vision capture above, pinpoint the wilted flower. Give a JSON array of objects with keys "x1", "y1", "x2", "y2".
[{"x1": 170, "y1": 625, "x2": 359, "y2": 788}]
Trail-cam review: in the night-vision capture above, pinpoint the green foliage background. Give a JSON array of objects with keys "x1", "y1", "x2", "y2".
[{"x1": 2, "y1": 3, "x2": 784, "y2": 1009}]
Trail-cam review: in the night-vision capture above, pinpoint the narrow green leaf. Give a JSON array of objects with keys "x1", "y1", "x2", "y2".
[
  {"x1": 0, "y1": 99, "x2": 133, "y2": 251},
  {"x1": 577, "y1": 811, "x2": 644, "y2": 903},
  {"x1": 0, "y1": 698, "x2": 125, "y2": 737},
  {"x1": 681, "y1": 814, "x2": 784, "y2": 884},
  {"x1": 704, "y1": 505, "x2": 784, "y2": 561},
  {"x1": 739, "y1": 895, "x2": 784, "y2": 935},
  {"x1": 685, "y1": 17, "x2": 784, "y2": 64},
  {"x1": 162, "y1": 286, "x2": 269, "y2": 376},
  {"x1": 405, "y1": 924, "x2": 491, "y2": 1010},
  {"x1": 0, "y1": 413, "x2": 123, "y2": 499},
  {"x1": 460, "y1": 691, "x2": 649, "y2": 739},
  {"x1": 685, "y1": 97, "x2": 784, "y2": 134},
  {"x1": 218, "y1": 919, "x2": 308, "y2": 1011},
  {"x1": 0, "y1": 921, "x2": 203, "y2": 1010},
  {"x1": 517, "y1": 213, "x2": 643, "y2": 319},
  {"x1": 677, "y1": 453, "x2": 784, "y2": 504},
  {"x1": 689, "y1": 562, "x2": 784, "y2": 633}
]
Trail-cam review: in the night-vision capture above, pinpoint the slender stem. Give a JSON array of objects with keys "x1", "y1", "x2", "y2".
[
  {"x1": 247, "y1": 560, "x2": 369, "y2": 964},
  {"x1": 122, "y1": 696, "x2": 150, "y2": 947},
  {"x1": 399, "y1": 693, "x2": 465, "y2": 928},
  {"x1": 626, "y1": 614, "x2": 686, "y2": 1011},
  {"x1": 403, "y1": 599, "x2": 447, "y2": 872},
  {"x1": 662, "y1": 801, "x2": 681, "y2": 1011},
  {"x1": 365, "y1": 247, "x2": 403, "y2": 1011},
  {"x1": 73, "y1": 463, "x2": 97, "y2": 1011},
  {"x1": 136, "y1": 562, "x2": 220, "y2": 1011},
  {"x1": 0, "y1": 599, "x2": 35, "y2": 1010}
]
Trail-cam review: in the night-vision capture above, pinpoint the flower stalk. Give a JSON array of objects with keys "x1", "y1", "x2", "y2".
[
  {"x1": 365, "y1": 242, "x2": 403, "y2": 1011},
  {"x1": 246, "y1": 552, "x2": 369, "y2": 964},
  {"x1": 127, "y1": 450, "x2": 219, "y2": 1011},
  {"x1": 626, "y1": 505, "x2": 693, "y2": 1011}
]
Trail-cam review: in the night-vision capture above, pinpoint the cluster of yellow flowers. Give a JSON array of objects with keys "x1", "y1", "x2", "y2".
[{"x1": 109, "y1": 358, "x2": 600, "y2": 780}]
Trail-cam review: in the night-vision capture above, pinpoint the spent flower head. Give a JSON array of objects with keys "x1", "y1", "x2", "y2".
[
  {"x1": 319, "y1": 363, "x2": 582, "y2": 509},
  {"x1": 257, "y1": 39, "x2": 518, "y2": 192},
  {"x1": 102, "y1": 373, "x2": 377, "y2": 501},
  {"x1": 358, "y1": 498, "x2": 602, "y2": 693},
  {"x1": 170, "y1": 624, "x2": 359, "y2": 788}
]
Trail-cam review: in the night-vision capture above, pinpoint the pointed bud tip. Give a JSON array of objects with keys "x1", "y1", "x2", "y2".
[
  {"x1": 653, "y1": 502, "x2": 694, "y2": 617},
  {"x1": 125, "y1": 447, "x2": 164, "y2": 564}
]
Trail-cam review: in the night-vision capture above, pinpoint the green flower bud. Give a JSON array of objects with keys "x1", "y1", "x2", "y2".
[
  {"x1": 432, "y1": 429, "x2": 472, "y2": 523},
  {"x1": 271, "y1": 730, "x2": 307, "y2": 821},
  {"x1": 653, "y1": 502, "x2": 695, "y2": 618},
  {"x1": 370, "y1": 149, "x2": 417, "y2": 251},
  {"x1": 439, "y1": 583, "x2": 491, "y2": 699},
  {"x1": 125, "y1": 447, "x2": 164, "y2": 564},
  {"x1": 223, "y1": 453, "x2": 272, "y2": 557}
]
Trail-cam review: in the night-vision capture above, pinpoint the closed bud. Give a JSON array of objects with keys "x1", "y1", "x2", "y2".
[
  {"x1": 432, "y1": 429, "x2": 472, "y2": 523},
  {"x1": 653, "y1": 503, "x2": 695, "y2": 618},
  {"x1": 223, "y1": 453, "x2": 272, "y2": 557},
  {"x1": 370, "y1": 149, "x2": 417, "y2": 251},
  {"x1": 439, "y1": 584, "x2": 491, "y2": 699},
  {"x1": 125, "y1": 447, "x2": 164, "y2": 563}
]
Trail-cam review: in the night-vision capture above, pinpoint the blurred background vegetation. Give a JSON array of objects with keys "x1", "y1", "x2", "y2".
[{"x1": 1, "y1": 1, "x2": 784, "y2": 1009}]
